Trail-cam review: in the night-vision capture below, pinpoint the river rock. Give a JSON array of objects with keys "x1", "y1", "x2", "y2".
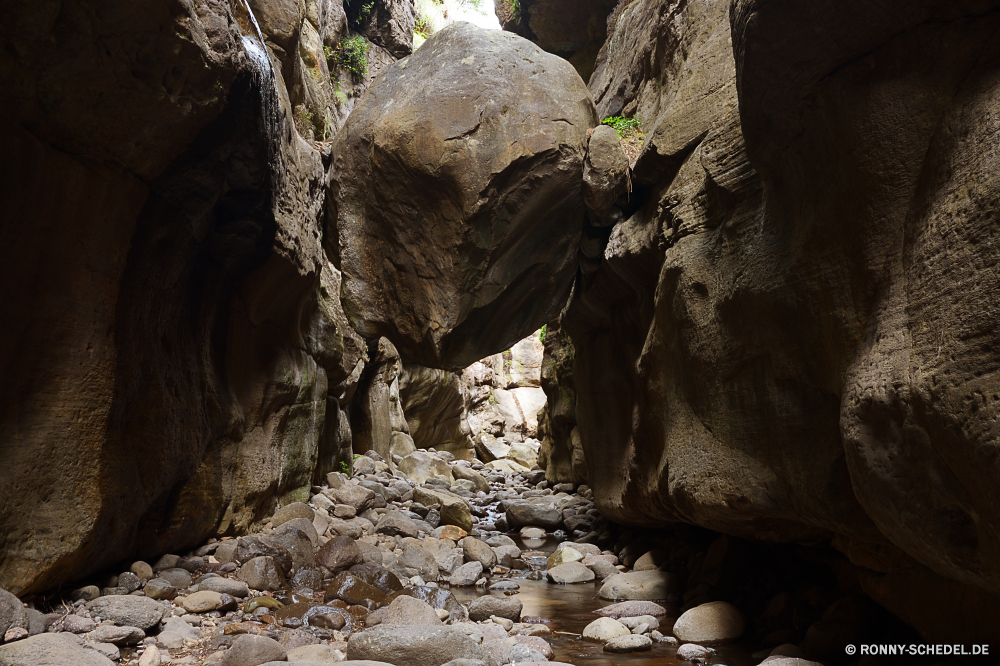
[
  {"x1": 380, "y1": 595, "x2": 443, "y2": 626},
  {"x1": 586, "y1": 559, "x2": 619, "y2": 580},
  {"x1": 325, "y1": 573, "x2": 388, "y2": 610},
  {"x1": 143, "y1": 578, "x2": 177, "y2": 600},
  {"x1": 61, "y1": 614, "x2": 96, "y2": 633},
  {"x1": 130, "y1": 561, "x2": 154, "y2": 581},
  {"x1": 70, "y1": 586, "x2": 101, "y2": 602},
  {"x1": 597, "y1": 571, "x2": 677, "y2": 601},
  {"x1": 546, "y1": 547, "x2": 583, "y2": 569},
  {"x1": 352, "y1": 456, "x2": 377, "y2": 476},
  {"x1": 672, "y1": 601, "x2": 745, "y2": 644},
  {"x1": 619, "y1": 615, "x2": 659, "y2": 631},
  {"x1": 504, "y1": 442, "x2": 539, "y2": 469},
  {"x1": 86, "y1": 625, "x2": 145, "y2": 646},
  {"x1": 506, "y1": 502, "x2": 563, "y2": 529},
  {"x1": 412, "y1": 487, "x2": 473, "y2": 532},
  {"x1": 86, "y1": 596, "x2": 164, "y2": 630},
  {"x1": 271, "y1": 521, "x2": 319, "y2": 568},
  {"x1": 272, "y1": 502, "x2": 314, "y2": 527},
  {"x1": 595, "y1": 600, "x2": 667, "y2": 618},
  {"x1": 493, "y1": 545, "x2": 522, "y2": 568},
  {"x1": 519, "y1": 527, "x2": 547, "y2": 539},
  {"x1": 449, "y1": 561, "x2": 483, "y2": 587},
  {"x1": 468, "y1": 595, "x2": 522, "y2": 622},
  {"x1": 0, "y1": 633, "x2": 114, "y2": 665},
  {"x1": 398, "y1": 451, "x2": 454, "y2": 485},
  {"x1": 334, "y1": 484, "x2": 378, "y2": 513},
  {"x1": 197, "y1": 577, "x2": 249, "y2": 598},
  {"x1": 463, "y1": 539, "x2": 497, "y2": 570},
  {"x1": 237, "y1": 556, "x2": 287, "y2": 591},
  {"x1": 633, "y1": 548, "x2": 668, "y2": 571},
  {"x1": 157, "y1": 568, "x2": 193, "y2": 589},
  {"x1": 392, "y1": 544, "x2": 439, "y2": 582},
  {"x1": 676, "y1": 643, "x2": 713, "y2": 662},
  {"x1": 375, "y1": 511, "x2": 420, "y2": 538},
  {"x1": 346, "y1": 625, "x2": 486, "y2": 665},
  {"x1": 221, "y1": 634, "x2": 286, "y2": 666},
  {"x1": 583, "y1": 617, "x2": 631, "y2": 642},
  {"x1": 547, "y1": 561, "x2": 595, "y2": 584},
  {"x1": 484, "y1": 460, "x2": 530, "y2": 475},
  {"x1": 316, "y1": 536, "x2": 364, "y2": 573},
  {"x1": 327, "y1": 22, "x2": 596, "y2": 368}
]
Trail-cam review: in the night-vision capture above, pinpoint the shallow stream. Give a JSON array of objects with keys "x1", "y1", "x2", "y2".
[{"x1": 449, "y1": 535, "x2": 759, "y2": 666}]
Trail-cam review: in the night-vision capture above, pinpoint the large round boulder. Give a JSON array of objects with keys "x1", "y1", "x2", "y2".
[{"x1": 327, "y1": 22, "x2": 597, "y2": 369}]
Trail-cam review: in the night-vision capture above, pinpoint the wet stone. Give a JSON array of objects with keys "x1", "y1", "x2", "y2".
[{"x1": 605, "y1": 633, "x2": 653, "y2": 652}]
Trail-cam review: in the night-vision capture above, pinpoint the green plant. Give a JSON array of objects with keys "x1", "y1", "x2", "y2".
[
  {"x1": 539, "y1": 324, "x2": 547, "y2": 344},
  {"x1": 505, "y1": 0, "x2": 521, "y2": 22},
  {"x1": 337, "y1": 460, "x2": 350, "y2": 475},
  {"x1": 414, "y1": 12, "x2": 432, "y2": 38},
  {"x1": 360, "y1": 0, "x2": 374, "y2": 21},
  {"x1": 602, "y1": 115, "x2": 642, "y2": 138},
  {"x1": 328, "y1": 35, "x2": 369, "y2": 82}
]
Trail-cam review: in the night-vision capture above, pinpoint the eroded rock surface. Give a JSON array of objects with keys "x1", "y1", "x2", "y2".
[
  {"x1": 327, "y1": 22, "x2": 596, "y2": 369},
  {"x1": 561, "y1": 0, "x2": 1000, "y2": 641}
]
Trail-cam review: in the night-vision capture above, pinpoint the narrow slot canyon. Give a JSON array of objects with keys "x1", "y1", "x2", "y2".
[{"x1": 1, "y1": 0, "x2": 999, "y2": 665}]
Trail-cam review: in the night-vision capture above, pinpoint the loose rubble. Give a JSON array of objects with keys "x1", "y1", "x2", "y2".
[{"x1": 0, "y1": 438, "x2": 923, "y2": 666}]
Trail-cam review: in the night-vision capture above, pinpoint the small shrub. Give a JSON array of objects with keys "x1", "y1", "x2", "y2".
[
  {"x1": 326, "y1": 36, "x2": 369, "y2": 83},
  {"x1": 603, "y1": 115, "x2": 645, "y2": 162},
  {"x1": 505, "y1": 0, "x2": 521, "y2": 22},
  {"x1": 414, "y1": 12, "x2": 433, "y2": 38},
  {"x1": 539, "y1": 324, "x2": 547, "y2": 344},
  {"x1": 337, "y1": 460, "x2": 350, "y2": 475},
  {"x1": 602, "y1": 115, "x2": 642, "y2": 138},
  {"x1": 293, "y1": 105, "x2": 315, "y2": 139}
]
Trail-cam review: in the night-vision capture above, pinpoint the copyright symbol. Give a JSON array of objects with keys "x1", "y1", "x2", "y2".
[{"x1": 846, "y1": 644, "x2": 857, "y2": 655}]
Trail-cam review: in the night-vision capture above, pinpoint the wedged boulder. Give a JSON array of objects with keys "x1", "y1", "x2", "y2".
[
  {"x1": 0, "y1": 588, "x2": 27, "y2": 636},
  {"x1": 451, "y1": 466, "x2": 489, "y2": 493},
  {"x1": 327, "y1": 22, "x2": 597, "y2": 369},
  {"x1": 582, "y1": 124, "x2": 629, "y2": 214},
  {"x1": 505, "y1": 501, "x2": 563, "y2": 529},
  {"x1": 412, "y1": 487, "x2": 473, "y2": 532}
]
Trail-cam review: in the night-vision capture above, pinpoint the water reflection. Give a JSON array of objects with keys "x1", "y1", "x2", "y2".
[{"x1": 446, "y1": 533, "x2": 759, "y2": 665}]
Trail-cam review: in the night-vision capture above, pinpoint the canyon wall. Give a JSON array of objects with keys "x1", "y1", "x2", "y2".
[
  {"x1": 533, "y1": 0, "x2": 1000, "y2": 641},
  {"x1": 0, "y1": 0, "x2": 381, "y2": 595}
]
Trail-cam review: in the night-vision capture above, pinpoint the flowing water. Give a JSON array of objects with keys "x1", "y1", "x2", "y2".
[{"x1": 450, "y1": 535, "x2": 759, "y2": 666}]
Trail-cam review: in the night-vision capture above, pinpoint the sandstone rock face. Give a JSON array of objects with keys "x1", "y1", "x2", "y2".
[
  {"x1": 327, "y1": 22, "x2": 596, "y2": 369},
  {"x1": 0, "y1": 0, "x2": 373, "y2": 595},
  {"x1": 462, "y1": 331, "x2": 548, "y2": 445},
  {"x1": 561, "y1": 0, "x2": 1000, "y2": 642},
  {"x1": 350, "y1": 338, "x2": 410, "y2": 464},
  {"x1": 399, "y1": 365, "x2": 475, "y2": 459}
]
